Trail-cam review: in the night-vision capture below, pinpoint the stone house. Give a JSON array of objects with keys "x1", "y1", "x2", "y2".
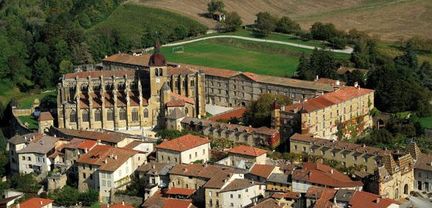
[
  {"x1": 76, "y1": 145, "x2": 146, "y2": 203},
  {"x1": 218, "y1": 179, "x2": 265, "y2": 208},
  {"x1": 156, "y1": 134, "x2": 210, "y2": 164},
  {"x1": 216, "y1": 145, "x2": 268, "y2": 169}
]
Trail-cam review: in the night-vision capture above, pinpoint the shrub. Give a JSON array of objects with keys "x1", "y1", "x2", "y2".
[{"x1": 275, "y1": 16, "x2": 301, "y2": 34}]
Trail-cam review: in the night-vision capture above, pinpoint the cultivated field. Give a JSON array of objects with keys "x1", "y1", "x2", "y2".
[{"x1": 135, "y1": 0, "x2": 432, "y2": 41}]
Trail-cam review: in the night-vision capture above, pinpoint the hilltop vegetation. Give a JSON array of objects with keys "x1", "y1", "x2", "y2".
[{"x1": 0, "y1": 0, "x2": 207, "y2": 104}]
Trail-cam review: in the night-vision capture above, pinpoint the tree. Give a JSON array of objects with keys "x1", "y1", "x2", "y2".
[
  {"x1": 244, "y1": 93, "x2": 291, "y2": 127},
  {"x1": 295, "y1": 49, "x2": 338, "y2": 80},
  {"x1": 394, "y1": 41, "x2": 418, "y2": 69},
  {"x1": 275, "y1": 16, "x2": 300, "y2": 34},
  {"x1": 221, "y1": 12, "x2": 242, "y2": 32},
  {"x1": 49, "y1": 186, "x2": 98, "y2": 206},
  {"x1": 33, "y1": 57, "x2": 53, "y2": 88},
  {"x1": 310, "y1": 22, "x2": 339, "y2": 41},
  {"x1": 207, "y1": 0, "x2": 225, "y2": 15},
  {"x1": 345, "y1": 70, "x2": 365, "y2": 86},
  {"x1": 59, "y1": 60, "x2": 73, "y2": 75},
  {"x1": 254, "y1": 12, "x2": 277, "y2": 37},
  {"x1": 418, "y1": 61, "x2": 432, "y2": 90},
  {"x1": 10, "y1": 174, "x2": 40, "y2": 193}
]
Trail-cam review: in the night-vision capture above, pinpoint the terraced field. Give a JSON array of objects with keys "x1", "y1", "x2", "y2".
[{"x1": 135, "y1": 0, "x2": 432, "y2": 41}]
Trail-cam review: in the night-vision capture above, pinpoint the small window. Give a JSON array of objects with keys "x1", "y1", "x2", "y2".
[
  {"x1": 119, "y1": 108, "x2": 126, "y2": 120},
  {"x1": 132, "y1": 108, "x2": 139, "y2": 121},
  {"x1": 70, "y1": 110, "x2": 77, "y2": 122},
  {"x1": 82, "y1": 109, "x2": 89, "y2": 122},
  {"x1": 144, "y1": 109, "x2": 149, "y2": 118},
  {"x1": 94, "y1": 109, "x2": 102, "y2": 121},
  {"x1": 107, "y1": 109, "x2": 114, "y2": 121}
]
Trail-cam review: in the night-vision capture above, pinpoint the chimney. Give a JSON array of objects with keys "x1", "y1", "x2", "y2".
[
  {"x1": 85, "y1": 148, "x2": 88, "y2": 153},
  {"x1": 354, "y1": 82, "x2": 359, "y2": 88},
  {"x1": 16, "y1": 203, "x2": 20, "y2": 208},
  {"x1": 152, "y1": 164, "x2": 156, "y2": 169},
  {"x1": 330, "y1": 169, "x2": 334, "y2": 174},
  {"x1": 54, "y1": 134, "x2": 57, "y2": 137},
  {"x1": 315, "y1": 75, "x2": 319, "y2": 81},
  {"x1": 40, "y1": 200, "x2": 43, "y2": 205},
  {"x1": 336, "y1": 80, "x2": 340, "y2": 86},
  {"x1": 104, "y1": 159, "x2": 108, "y2": 164},
  {"x1": 376, "y1": 198, "x2": 380, "y2": 203},
  {"x1": 122, "y1": 201, "x2": 125, "y2": 205}
]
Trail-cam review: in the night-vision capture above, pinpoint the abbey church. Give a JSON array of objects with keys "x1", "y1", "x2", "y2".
[{"x1": 56, "y1": 42, "x2": 206, "y2": 131}]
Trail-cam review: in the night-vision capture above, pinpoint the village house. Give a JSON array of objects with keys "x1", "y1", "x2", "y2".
[
  {"x1": 218, "y1": 179, "x2": 265, "y2": 208},
  {"x1": 142, "y1": 191, "x2": 196, "y2": 208},
  {"x1": 76, "y1": 145, "x2": 146, "y2": 203},
  {"x1": 51, "y1": 127, "x2": 136, "y2": 147},
  {"x1": 8, "y1": 133, "x2": 43, "y2": 173},
  {"x1": 247, "y1": 164, "x2": 283, "y2": 183},
  {"x1": 180, "y1": 117, "x2": 280, "y2": 149},
  {"x1": 289, "y1": 133, "x2": 415, "y2": 199},
  {"x1": 38, "y1": 112, "x2": 54, "y2": 133},
  {"x1": 292, "y1": 162, "x2": 363, "y2": 193},
  {"x1": 156, "y1": 134, "x2": 210, "y2": 164},
  {"x1": 266, "y1": 173, "x2": 292, "y2": 193},
  {"x1": 13, "y1": 135, "x2": 63, "y2": 176},
  {"x1": 273, "y1": 86, "x2": 374, "y2": 140},
  {"x1": 12, "y1": 197, "x2": 54, "y2": 208},
  {"x1": 136, "y1": 162, "x2": 175, "y2": 200},
  {"x1": 407, "y1": 141, "x2": 432, "y2": 194},
  {"x1": 216, "y1": 145, "x2": 268, "y2": 169}
]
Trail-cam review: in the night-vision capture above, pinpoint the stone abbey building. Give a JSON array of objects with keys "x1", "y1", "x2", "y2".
[
  {"x1": 57, "y1": 44, "x2": 206, "y2": 130},
  {"x1": 57, "y1": 44, "x2": 336, "y2": 131}
]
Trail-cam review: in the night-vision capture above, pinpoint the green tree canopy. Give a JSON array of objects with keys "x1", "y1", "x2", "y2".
[
  {"x1": 275, "y1": 16, "x2": 300, "y2": 34},
  {"x1": 207, "y1": 0, "x2": 225, "y2": 15},
  {"x1": 254, "y1": 12, "x2": 277, "y2": 37},
  {"x1": 221, "y1": 12, "x2": 242, "y2": 32},
  {"x1": 244, "y1": 93, "x2": 291, "y2": 127}
]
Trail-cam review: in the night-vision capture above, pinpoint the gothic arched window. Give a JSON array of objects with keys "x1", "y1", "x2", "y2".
[
  {"x1": 81, "y1": 109, "x2": 89, "y2": 122},
  {"x1": 94, "y1": 109, "x2": 102, "y2": 121},
  {"x1": 107, "y1": 109, "x2": 114, "y2": 121},
  {"x1": 119, "y1": 108, "x2": 127, "y2": 120},
  {"x1": 132, "y1": 108, "x2": 139, "y2": 121},
  {"x1": 70, "y1": 110, "x2": 77, "y2": 122},
  {"x1": 143, "y1": 109, "x2": 149, "y2": 118}
]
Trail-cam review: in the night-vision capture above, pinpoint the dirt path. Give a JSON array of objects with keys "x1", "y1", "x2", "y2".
[{"x1": 155, "y1": 35, "x2": 353, "y2": 54}]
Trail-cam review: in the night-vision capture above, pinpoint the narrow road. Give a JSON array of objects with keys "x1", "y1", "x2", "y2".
[{"x1": 159, "y1": 35, "x2": 353, "y2": 54}]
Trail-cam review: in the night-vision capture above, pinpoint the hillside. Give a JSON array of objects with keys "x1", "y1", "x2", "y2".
[{"x1": 135, "y1": 0, "x2": 432, "y2": 41}]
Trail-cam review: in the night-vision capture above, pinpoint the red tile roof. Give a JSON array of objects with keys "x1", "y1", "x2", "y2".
[
  {"x1": 293, "y1": 162, "x2": 363, "y2": 188},
  {"x1": 306, "y1": 187, "x2": 337, "y2": 208},
  {"x1": 103, "y1": 53, "x2": 151, "y2": 66},
  {"x1": 228, "y1": 145, "x2": 267, "y2": 157},
  {"x1": 38, "y1": 112, "x2": 53, "y2": 121},
  {"x1": 208, "y1": 107, "x2": 246, "y2": 122},
  {"x1": 272, "y1": 191, "x2": 301, "y2": 200},
  {"x1": 54, "y1": 128, "x2": 129, "y2": 144},
  {"x1": 64, "y1": 69, "x2": 137, "y2": 79},
  {"x1": 250, "y1": 164, "x2": 277, "y2": 179},
  {"x1": 77, "y1": 145, "x2": 137, "y2": 172},
  {"x1": 101, "y1": 202, "x2": 134, "y2": 208},
  {"x1": 165, "y1": 187, "x2": 196, "y2": 196},
  {"x1": 15, "y1": 198, "x2": 53, "y2": 208},
  {"x1": 349, "y1": 191, "x2": 398, "y2": 208},
  {"x1": 170, "y1": 93, "x2": 195, "y2": 105},
  {"x1": 156, "y1": 134, "x2": 209, "y2": 152},
  {"x1": 284, "y1": 86, "x2": 373, "y2": 113},
  {"x1": 162, "y1": 198, "x2": 193, "y2": 208}
]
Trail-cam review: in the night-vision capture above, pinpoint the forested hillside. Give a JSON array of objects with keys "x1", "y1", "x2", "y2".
[{"x1": 0, "y1": 0, "x2": 206, "y2": 101}]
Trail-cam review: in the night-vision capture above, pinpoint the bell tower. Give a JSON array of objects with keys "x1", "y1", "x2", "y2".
[{"x1": 148, "y1": 40, "x2": 168, "y2": 97}]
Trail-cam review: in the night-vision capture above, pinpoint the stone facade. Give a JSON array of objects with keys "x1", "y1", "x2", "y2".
[
  {"x1": 179, "y1": 117, "x2": 280, "y2": 149},
  {"x1": 57, "y1": 49, "x2": 205, "y2": 131},
  {"x1": 290, "y1": 134, "x2": 415, "y2": 199},
  {"x1": 199, "y1": 67, "x2": 335, "y2": 107},
  {"x1": 273, "y1": 86, "x2": 374, "y2": 140}
]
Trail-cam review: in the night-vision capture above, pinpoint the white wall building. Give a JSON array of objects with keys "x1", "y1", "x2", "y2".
[{"x1": 156, "y1": 134, "x2": 210, "y2": 164}]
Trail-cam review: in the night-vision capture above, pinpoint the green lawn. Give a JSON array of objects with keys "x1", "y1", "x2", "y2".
[
  {"x1": 220, "y1": 29, "x2": 327, "y2": 48},
  {"x1": 162, "y1": 38, "x2": 349, "y2": 77},
  {"x1": 17, "y1": 90, "x2": 56, "y2": 109},
  {"x1": 18, "y1": 116, "x2": 38, "y2": 130}
]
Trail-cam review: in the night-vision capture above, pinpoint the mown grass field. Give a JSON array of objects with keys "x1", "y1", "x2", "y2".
[{"x1": 162, "y1": 38, "x2": 350, "y2": 77}]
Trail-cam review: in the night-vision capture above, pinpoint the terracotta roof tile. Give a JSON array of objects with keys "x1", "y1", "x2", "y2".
[
  {"x1": 249, "y1": 164, "x2": 277, "y2": 179},
  {"x1": 349, "y1": 191, "x2": 398, "y2": 208},
  {"x1": 101, "y1": 202, "x2": 134, "y2": 208},
  {"x1": 252, "y1": 198, "x2": 283, "y2": 208},
  {"x1": 63, "y1": 138, "x2": 97, "y2": 150},
  {"x1": 272, "y1": 191, "x2": 301, "y2": 200},
  {"x1": 170, "y1": 93, "x2": 195, "y2": 105},
  {"x1": 38, "y1": 112, "x2": 53, "y2": 121},
  {"x1": 293, "y1": 162, "x2": 363, "y2": 188},
  {"x1": 306, "y1": 187, "x2": 337, "y2": 208},
  {"x1": 54, "y1": 128, "x2": 129, "y2": 144},
  {"x1": 103, "y1": 53, "x2": 151, "y2": 67},
  {"x1": 64, "y1": 69, "x2": 137, "y2": 79},
  {"x1": 77, "y1": 145, "x2": 137, "y2": 172},
  {"x1": 15, "y1": 198, "x2": 53, "y2": 208},
  {"x1": 284, "y1": 86, "x2": 373, "y2": 113},
  {"x1": 162, "y1": 198, "x2": 193, "y2": 208},
  {"x1": 220, "y1": 179, "x2": 257, "y2": 192},
  {"x1": 156, "y1": 134, "x2": 209, "y2": 152},
  {"x1": 228, "y1": 145, "x2": 267, "y2": 157},
  {"x1": 208, "y1": 107, "x2": 246, "y2": 122},
  {"x1": 165, "y1": 188, "x2": 196, "y2": 196}
]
